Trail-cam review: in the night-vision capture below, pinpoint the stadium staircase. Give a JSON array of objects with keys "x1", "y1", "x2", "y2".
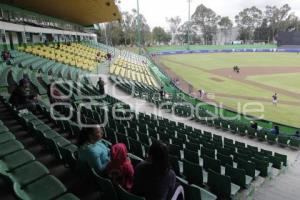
[{"x1": 0, "y1": 98, "x2": 101, "y2": 199}]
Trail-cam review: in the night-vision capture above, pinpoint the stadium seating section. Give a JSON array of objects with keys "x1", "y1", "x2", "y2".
[
  {"x1": 0, "y1": 41, "x2": 293, "y2": 200},
  {"x1": 112, "y1": 75, "x2": 300, "y2": 149},
  {"x1": 110, "y1": 54, "x2": 159, "y2": 88},
  {"x1": 20, "y1": 43, "x2": 107, "y2": 71}
]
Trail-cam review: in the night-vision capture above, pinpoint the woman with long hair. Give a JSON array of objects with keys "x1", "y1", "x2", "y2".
[{"x1": 132, "y1": 141, "x2": 176, "y2": 200}]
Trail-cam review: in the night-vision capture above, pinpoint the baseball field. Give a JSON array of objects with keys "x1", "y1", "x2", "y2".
[{"x1": 156, "y1": 51, "x2": 300, "y2": 129}]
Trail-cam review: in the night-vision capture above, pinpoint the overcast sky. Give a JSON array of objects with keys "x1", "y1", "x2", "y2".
[{"x1": 118, "y1": 0, "x2": 300, "y2": 30}]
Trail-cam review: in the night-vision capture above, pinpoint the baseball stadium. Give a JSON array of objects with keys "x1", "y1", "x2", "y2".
[{"x1": 0, "y1": 0, "x2": 300, "y2": 200}]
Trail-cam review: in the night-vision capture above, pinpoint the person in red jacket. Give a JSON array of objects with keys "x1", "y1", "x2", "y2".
[{"x1": 106, "y1": 143, "x2": 134, "y2": 191}]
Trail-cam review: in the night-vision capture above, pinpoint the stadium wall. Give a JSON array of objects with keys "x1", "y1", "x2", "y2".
[{"x1": 152, "y1": 48, "x2": 300, "y2": 56}]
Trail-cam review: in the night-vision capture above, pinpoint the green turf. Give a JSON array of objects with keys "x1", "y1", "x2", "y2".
[
  {"x1": 147, "y1": 44, "x2": 277, "y2": 53},
  {"x1": 161, "y1": 59, "x2": 298, "y2": 102},
  {"x1": 216, "y1": 96, "x2": 300, "y2": 130},
  {"x1": 160, "y1": 52, "x2": 300, "y2": 70},
  {"x1": 158, "y1": 52, "x2": 300, "y2": 128},
  {"x1": 247, "y1": 73, "x2": 300, "y2": 94}
]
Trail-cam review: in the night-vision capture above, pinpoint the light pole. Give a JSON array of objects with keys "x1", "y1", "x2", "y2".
[
  {"x1": 187, "y1": 0, "x2": 192, "y2": 50},
  {"x1": 136, "y1": 0, "x2": 142, "y2": 55}
]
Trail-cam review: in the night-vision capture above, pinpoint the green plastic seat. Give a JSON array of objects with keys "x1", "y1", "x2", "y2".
[
  {"x1": 0, "y1": 132, "x2": 15, "y2": 144},
  {"x1": 45, "y1": 136, "x2": 71, "y2": 159},
  {"x1": 128, "y1": 138, "x2": 144, "y2": 158},
  {"x1": 235, "y1": 141, "x2": 245, "y2": 148},
  {"x1": 207, "y1": 169, "x2": 240, "y2": 199},
  {"x1": 237, "y1": 158, "x2": 260, "y2": 178},
  {"x1": 260, "y1": 149, "x2": 273, "y2": 156},
  {"x1": 0, "y1": 150, "x2": 35, "y2": 172},
  {"x1": 278, "y1": 135, "x2": 289, "y2": 147},
  {"x1": 0, "y1": 126, "x2": 9, "y2": 133},
  {"x1": 0, "y1": 140, "x2": 24, "y2": 157},
  {"x1": 267, "y1": 134, "x2": 277, "y2": 144},
  {"x1": 15, "y1": 175, "x2": 67, "y2": 200},
  {"x1": 289, "y1": 138, "x2": 300, "y2": 149},
  {"x1": 275, "y1": 153, "x2": 287, "y2": 166},
  {"x1": 182, "y1": 159, "x2": 203, "y2": 187},
  {"x1": 34, "y1": 124, "x2": 51, "y2": 133},
  {"x1": 176, "y1": 177, "x2": 217, "y2": 200},
  {"x1": 185, "y1": 142, "x2": 200, "y2": 152},
  {"x1": 54, "y1": 193, "x2": 80, "y2": 200},
  {"x1": 116, "y1": 184, "x2": 145, "y2": 200},
  {"x1": 252, "y1": 158, "x2": 270, "y2": 177},
  {"x1": 225, "y1": 164, "x2": 253, "y2": 188},
  {"x1": 28, "y1": 119, "x2": 44, "y2": 129},
  {"x1": 217, "y1": 153, "x2": 233, "y2": 167},
  {"x1": 54, "y1": 136, "x2": 72, "y2": 147},
  {"x1": 8, "y1": 161, "x2": 49, "y2": 186},
  {"x1": 184, "y1": 149, "x2": 200, "y2": 164},
  {"x1": 42, "y1": 130, "x2": 61, "y2": 139},
  {"x1": 91, "y1": 168, "x2": 118, "y2": 200},
  {"x1": 247, "y1": 128, "x2": 256, "y2": 138},
  {"x1": 169, "y1": 144, "x2": 182, "y2": 158},
  {"x1": 203, "y1": 156, "x2": 221, "y2": 174},
  {"x1": 201, "y1": 147, "x2": 215, "y2": 159},
  {"x1": 59, "y1": 144, "x2": 78, "y2": 170},
  {"x1": 257, "y1": 131, "x2": 266, "y2": 141},
  {"x1": 138, "y1": 133, "x2": 150, "y2": 146}
]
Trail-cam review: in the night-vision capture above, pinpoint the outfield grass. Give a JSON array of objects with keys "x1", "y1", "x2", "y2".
[
  {"x1": 160, "y1": 53, "x2": 300, "y2": 70},
  {"x1": 159, "y1": 52, "x2": 300, "y2": 128},
  {"x1": 147, "y1": 44, "x2": 277, "y2": 53},
  {"x1": 161, "y1": 59, "x2": 298, "y2": 102},
  {"x1": 247, "y1": 73, "x2": 300, "y2": 94},
  {"x1": 215, "y1": 96, "x2": 300, "y2": 130}
]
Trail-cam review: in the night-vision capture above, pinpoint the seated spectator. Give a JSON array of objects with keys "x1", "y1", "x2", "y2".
[
  {"x1": 21, "y1": 74, "x2": 30, "y2": 83},
  {"x1": 250, "y1": 121, "x2": 258, "y2": 130},
  {"x1": 78, "y1": 126, "x2": 110, "y2": 173},
  {"x1": 132, "y1": 141, "x2": 176, "y2": 200},
  {"x1": 1, "y1": 50, "x2": 11, "y2": 62},
  {"x1": 95, "y1": 52, "x2": 101, "y2": 62},
  {"x1": 9, "y1": 79, "x2": 38, "y2": 111},
  {"x1": 294, "y1": 130, "x2": 300, "y2": 139},
  {"x1": 97, "y1": 77, "x2": 105, "y2": 95},
  {"x1": 270, "y1": 125, "x2": 280, "y2": 135},
  {"x1": 106, "y1": 53, "x2": 112, "y2": 61},
  {"x1": 46, "y1": 84, "x2": 68, "y2": 104},
  {"x1": 106, "y1": 143, "x2": 134, "y2": 191}
]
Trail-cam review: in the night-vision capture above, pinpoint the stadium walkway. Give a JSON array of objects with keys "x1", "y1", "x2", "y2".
[
  {"x1": 253, "y1": 153, "x2": 300, "y2": 200},
  {"x1": 93, "y1": 74, "x2": 300, "y2": 200}
]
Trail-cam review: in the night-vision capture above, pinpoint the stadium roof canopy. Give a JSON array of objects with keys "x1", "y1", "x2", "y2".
[{"x1": 0, "y1": 0, "x2": 121, "y2": 25}]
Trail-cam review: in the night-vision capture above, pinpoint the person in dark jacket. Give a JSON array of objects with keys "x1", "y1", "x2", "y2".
[
  {"x1": 270, "y1": 125, "x2": 280, "y2": 135},
  {"x1": 294, "y1": 130, "x2": 300, "y2": 139},
  {"x1": 9, "y1": 79, "x2": 38, "y2": 111},
  {"x1": 250, "y1": 121, "x2": 258, "y2": 130},
  {"x1": 96, "y1": 77, "x2": 105, "y2": 95},
  {"x1": 159, "y1": 86, "x2": 165, "y2": 99},
  {"x1": 132, "y1": 141, "x2": 176, "y2": 200}
]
